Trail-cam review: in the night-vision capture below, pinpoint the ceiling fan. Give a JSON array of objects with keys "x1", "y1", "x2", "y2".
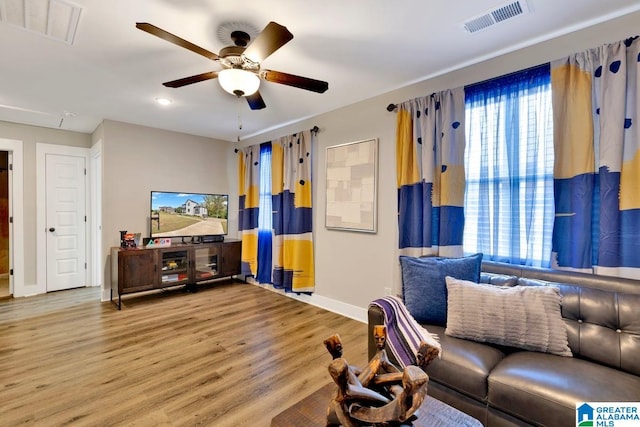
[{"x1": 136, "y1": 21, "x2": 329, "y2": 110}]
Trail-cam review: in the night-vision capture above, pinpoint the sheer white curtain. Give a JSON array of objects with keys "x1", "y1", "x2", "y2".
[{"x1": 464, "y1": 64, "x2": 555, "y2": 267}]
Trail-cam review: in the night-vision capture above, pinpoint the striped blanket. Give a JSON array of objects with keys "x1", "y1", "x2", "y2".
[{"x1": 369, "y1": 296, "x2": 441, "y2": 369}]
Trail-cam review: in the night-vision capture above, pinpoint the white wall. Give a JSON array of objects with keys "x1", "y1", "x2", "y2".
[
  {"x1": 0, "y1": 119, "x2": 237, "y2": 299},
  {"x1": 0, "y1": 120, "x2": 91, "y2": 289},
  {"x1": 239, "y1": 11, "x2": 640, "y2": 319},
  {"x1": 100, "y1": 120, "x2": 236, "y2": 296}
]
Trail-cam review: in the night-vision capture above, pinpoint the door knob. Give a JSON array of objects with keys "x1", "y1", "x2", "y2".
[{"x1": 49, "y1": 227, "x2": 56, "y2": 232}]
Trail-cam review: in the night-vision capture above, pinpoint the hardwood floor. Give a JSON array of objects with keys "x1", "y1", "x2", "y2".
[
  {"x1": 0, "y1": 281, "x2": 369, "y2": 426},
  {"x1": 0, "y1": 274, "x2": 9, "y2": 299}
]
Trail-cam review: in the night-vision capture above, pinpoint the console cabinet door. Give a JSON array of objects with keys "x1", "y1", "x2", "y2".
[
  {"x1": 219, "y1": 240, "x2": 242, "y2": 277},
  {"x1": 118, "y1": 249, "x2": 156, "y2": 294},
  {"x1": 193, "y1": 244, "x2": 220, "y2": 282},
  {"x1": 158, "y1": 248, "x2": 191, "y2": 286}
]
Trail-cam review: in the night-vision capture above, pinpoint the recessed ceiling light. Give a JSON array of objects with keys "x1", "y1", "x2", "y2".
[{"x1": 155, "y1": 97, "x2": 172, "y2": 106}]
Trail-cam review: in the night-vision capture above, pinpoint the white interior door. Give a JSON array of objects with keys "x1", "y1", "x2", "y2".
[{"x1": 46, "y1": 153, "x2": 86, "y2": 292}]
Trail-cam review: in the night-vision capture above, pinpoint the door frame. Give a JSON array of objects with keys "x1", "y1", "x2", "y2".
[
  {"x1": 90, "y1": 140, "x2": 104, "y2": 298},
  {"x1": 0, "y1": 139, "x2": 24, "y2": 297},
  {"x1": 36, "y1": 143, "x2": 91, "y2": 294}
]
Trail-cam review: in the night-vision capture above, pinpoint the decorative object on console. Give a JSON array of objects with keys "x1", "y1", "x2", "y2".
[
  {"x1": 147, "y1": 238, "x2": 172, "y2": 248},
  {"x1": 119, "y1": 230, "x2": 138, "y2": 249},
  {"x1": 399, "y1": 253, "x2": 483, "y2": 326},
  {"x1": 445, "y1": 276, "x2": 572, "y2": 357}
]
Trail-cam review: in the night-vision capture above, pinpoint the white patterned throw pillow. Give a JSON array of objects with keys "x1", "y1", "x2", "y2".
[{"x1": 445, "y1": 276, "x2": 572, "y2": 357}]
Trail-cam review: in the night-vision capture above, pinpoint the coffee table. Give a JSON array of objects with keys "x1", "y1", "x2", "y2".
[{"x1": 271, "y1": 383, "x2": 482, "y2": 426}]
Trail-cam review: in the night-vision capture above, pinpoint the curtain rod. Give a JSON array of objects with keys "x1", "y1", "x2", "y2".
[{"x1": 234, "y1": 125, "x2": 320, "y2": 151}]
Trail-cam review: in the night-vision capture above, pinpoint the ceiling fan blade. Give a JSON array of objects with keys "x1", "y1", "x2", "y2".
[
  {"x1": 261, "y1": 70, "x2": 329, "y2": 93},
  {"x1": 163, "y1": 71, "x2": 219, "y2": 88},
  {"x1": 243, "y1": 22, "x2": 293, "y2": 63},
  {"x1": 136, "y1": 22, "x2": 219, "y2": 61},
  {"x1": 246, "y1": 91, "x2": 266, "y2": 110}
]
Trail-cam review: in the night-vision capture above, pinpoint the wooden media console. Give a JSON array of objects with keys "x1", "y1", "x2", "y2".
[{"x1": 110, "y1": 239, "x2": 241, "y2": 309}]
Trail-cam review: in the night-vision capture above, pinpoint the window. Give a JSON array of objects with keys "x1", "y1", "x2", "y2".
[{"x1": 463, "y1": 64, "x2": 555, "y2": 267}]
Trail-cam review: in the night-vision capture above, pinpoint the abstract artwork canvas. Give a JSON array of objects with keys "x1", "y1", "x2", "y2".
[{"x1": 325, "y1": 138, "x2": 378, "y2": 233}]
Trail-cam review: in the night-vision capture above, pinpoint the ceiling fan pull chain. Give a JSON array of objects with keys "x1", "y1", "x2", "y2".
[{"x1": 236, "y1": 96, "x2": 243, "y2": 142}]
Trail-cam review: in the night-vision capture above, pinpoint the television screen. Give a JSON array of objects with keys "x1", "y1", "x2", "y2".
[{"x1": 150, "y1": 191, "x2": 229, "y2": 238}]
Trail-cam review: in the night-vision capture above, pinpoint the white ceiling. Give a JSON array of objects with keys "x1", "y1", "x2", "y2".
[{"x1": 1, "y1": 0, "x2": 639, "y2": 142}]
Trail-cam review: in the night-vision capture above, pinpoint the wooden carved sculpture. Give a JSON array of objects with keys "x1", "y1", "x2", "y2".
[
  {"x1": 325, "y1": 326, "x2": 437, "y2": 426},
  {"x1": 349, "y1": 365, "x2": 428, "y2": 424},
  {"x1": 325, "y1": 333, "x2": 362, "y2": 392},
  {"x1": 327, "y1": 357, "x2": 391, "y2": 427},
  {"x1": 358, "y1": 325, "x2": 403, "y2": 392},
  {"x1": 324, "y1": 334, "x2": 344, "y2": 359},
  {"x1": 416, "y1": 339, "x2": 440, "y2": 370}
]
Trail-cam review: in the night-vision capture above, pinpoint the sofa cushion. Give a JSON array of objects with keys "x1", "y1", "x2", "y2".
[
  {"x1": 479, "y1": 272, "x2": 518, "y2": 286},
  {"x1": 424, "y1": 325, "x2": 505, "y2": 401},
  {"x1": 399, "y1": 253, "x2": 482, "y2": 326},
  {"x1": 530, "y1": 280, "x2": 640, "y2": 376},
  {"x1": 445, "y1": 277, "x2": 572, "y2": 357},
  {"x1": 488, "y1": 351, "x2": 640, "y2": 426}
]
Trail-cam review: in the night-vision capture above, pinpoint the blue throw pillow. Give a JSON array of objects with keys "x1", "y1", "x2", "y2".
[{"x1": 400, "y1": 253, "x2": 483, "y2": 326}]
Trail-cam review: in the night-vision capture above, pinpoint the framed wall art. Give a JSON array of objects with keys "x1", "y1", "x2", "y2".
[{"x1": 325, "y1": 138, "x2": 378, "y2": 233}]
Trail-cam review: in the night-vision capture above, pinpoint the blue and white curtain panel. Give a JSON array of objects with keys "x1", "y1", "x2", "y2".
[
  {"x1": 396, "y1": 88, "x2": 467, "y2": 257},
  {"x1": 551, "y1": 36, "x2": 640, "y2": 279}
]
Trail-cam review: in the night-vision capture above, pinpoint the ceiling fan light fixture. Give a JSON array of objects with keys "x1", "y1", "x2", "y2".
[{"x1": 218, "y1": 68, "x2": 260, "y2": 97}]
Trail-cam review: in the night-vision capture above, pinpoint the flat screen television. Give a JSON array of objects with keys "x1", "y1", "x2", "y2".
[{"x1": 150, "y1": 191, "x2": 229, "y2": 239}]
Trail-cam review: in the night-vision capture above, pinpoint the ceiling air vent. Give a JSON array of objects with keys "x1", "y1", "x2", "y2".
[
  {"x1": 463, "y1": 0, "x2": 530, "y2": 34},
  {"x1": 0, "y1": 0, "x2": 82, "y2": 44}
]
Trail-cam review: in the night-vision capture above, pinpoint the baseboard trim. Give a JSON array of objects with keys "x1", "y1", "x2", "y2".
[{"x1": 248, "y1": 280, "x2": 367, "y2": 323}]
